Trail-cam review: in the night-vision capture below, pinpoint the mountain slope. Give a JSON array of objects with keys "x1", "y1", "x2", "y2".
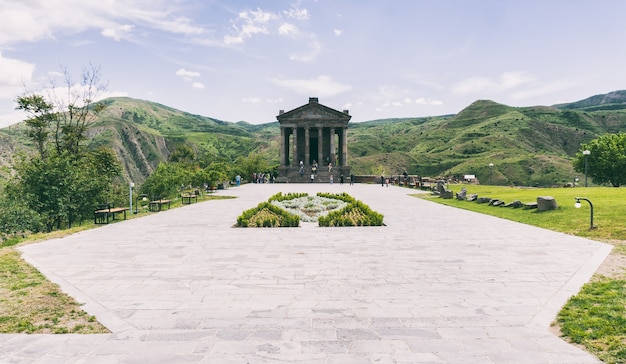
[{"x1": 4, "y1": 91, "x2": 626, "y2": 187}]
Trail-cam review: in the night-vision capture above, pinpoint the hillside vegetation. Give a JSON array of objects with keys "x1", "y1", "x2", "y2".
[{"x1": 3, "y1": 91, "x2": 626, "y2": 187}]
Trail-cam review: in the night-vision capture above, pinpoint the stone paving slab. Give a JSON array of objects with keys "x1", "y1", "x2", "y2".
[{"x1": 1, "y1": 183, "x2": 611, "y2": 363}]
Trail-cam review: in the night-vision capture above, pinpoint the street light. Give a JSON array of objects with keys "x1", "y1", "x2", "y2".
[
  {"x1": 583, "y1": 150, "x2": 591, "y2": 187},
  {"x1": 489, "y1": 163, "x2": 494, "y2": 184},
  {"x1": 575, "y1": 197, "x2": 595, "y2": 229},
  {"x1": 135, "y1": 194, "x2": 148, "y2": 214}
]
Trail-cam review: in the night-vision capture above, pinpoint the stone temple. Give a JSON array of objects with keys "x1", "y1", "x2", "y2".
[{"x1": 276, "y1": 97, "x2": 351, "y2": 183}]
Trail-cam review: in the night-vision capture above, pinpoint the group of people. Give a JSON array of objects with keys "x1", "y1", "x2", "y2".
[{"x1": 252, "y1": 172, "x2": 274, "y2": 184}]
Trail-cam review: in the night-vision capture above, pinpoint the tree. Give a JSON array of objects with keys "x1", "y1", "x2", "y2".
[
  {"x1": 573, "y1": 133, "x2": 626, "y2": 187},
  {"x1": 8, "y1": 64, "x2": 122, "y2": 230}
]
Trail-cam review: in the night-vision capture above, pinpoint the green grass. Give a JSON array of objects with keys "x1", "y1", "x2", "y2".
[
  {"x1": 416, "y1": 184, "x2": 626, "y2": 363},
  {"x1": 417, "y1": 185, "x2": 626, "y2": 240}
]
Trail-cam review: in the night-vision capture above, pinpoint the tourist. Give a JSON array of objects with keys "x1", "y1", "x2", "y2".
[
  {"x1": 340, "y1": 174, "x2": 344, "y2": 185},
  {"x1": 310, "y1": 173, "x2": 315, "y2": 183},
  {"x1": 328, "y1": 162, "x2": 332, "y2": 172},
  {"x1": 350, "y1": 174, "x2": 355, "y2": 185},
  {"x1": 330, "y1": 174, "x2": 333, "y2": 184},
  {"x1": 381, "y1": 175, "x2": 385, "y2": 187},
  {"x1": 235, "y1": 174, "x2": 241, "y2": 186}
]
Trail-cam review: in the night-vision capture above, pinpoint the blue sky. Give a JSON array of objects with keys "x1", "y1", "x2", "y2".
[{"x1": 1, "y1": 0, "x2": 626, "y2": 127}]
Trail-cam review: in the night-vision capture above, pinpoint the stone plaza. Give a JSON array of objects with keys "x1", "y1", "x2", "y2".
[{"x1": 2, "y1": 183, "x2": 611, "y2": 363}]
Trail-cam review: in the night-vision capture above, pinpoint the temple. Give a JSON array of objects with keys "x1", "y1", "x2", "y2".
[{"x1": 277, "y1": 97, "x2": 351, "y2": 182}]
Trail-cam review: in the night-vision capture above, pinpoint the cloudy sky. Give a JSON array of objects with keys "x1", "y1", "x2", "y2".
[{"x1": 1, "y1": 0, "x2": 626, "y2": 127}]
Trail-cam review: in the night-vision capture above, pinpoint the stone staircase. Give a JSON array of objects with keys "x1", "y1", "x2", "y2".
[{"x1": 278, "y1": 166, "x2": 351, "y2": 183}]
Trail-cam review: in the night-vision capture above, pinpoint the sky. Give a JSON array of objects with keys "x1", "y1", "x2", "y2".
[{"x1": 2, "y1": 1, "x2": 626, "y2": 128}]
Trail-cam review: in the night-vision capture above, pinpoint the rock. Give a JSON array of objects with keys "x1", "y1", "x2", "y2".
[
  {"x1": 456, "y1": 187, "x2": 467, "y2": 200},
  {"x1": 436, "y1": 180, "x2": 453, "y2": 199},
  {"x1": 467, "y1": 194, "x2": 478, "y2": 202},
  {"x1": 523, "y1": 202, "x2": 538, "y2": 209},
  {"x1": 477, "y1": 197, "x2": 492, "y2": 204},
  {"x1": 503, "y1": 200, "x2": 523, "y2": 208},
  {"x1": 537, "y1": 196, "x2": 558, "y2": 211}
]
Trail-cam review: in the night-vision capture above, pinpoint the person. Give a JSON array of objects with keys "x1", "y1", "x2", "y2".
[
  {"x1": 328, "y1": 162, "x2": 332, "y2": 172},
  {"x1": 299, "y1": 166, "x2": 304, "y2": 176},
  {"x1": 329, "y1": 174, "x2": 333, "y2": 184},
  {"x1": 235, "y1": 174, "x2": 241, "y2": 186},
  {"x1": 299, "y1": 160, "x2": 304, "y2": 168},
  {"x1": 310, "y1": 173, "x2": 315, "y2": 183},
  {"x1": 350, "y1": 174, "x2": 355, "y2": 185},
  {"x1": 312, "y1": 165, "x2": 316, "y2": 174},
  {"x1": 340, "y1": 174, "x2": 344, "y2": 185},
  {"x1": 381, "y1": 175, "x2": 385, "y2": 187}
]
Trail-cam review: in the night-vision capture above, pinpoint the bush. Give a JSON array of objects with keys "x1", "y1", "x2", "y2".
[
  {"x1": 318, "y1": 200, "x2": 384, "y2": 227},
  {"x1": 268, "y1": 192, "x2": 308, "y2": 202},
  {"x1": 236, "y1": 202, "x2": 300, "y2": 227}
]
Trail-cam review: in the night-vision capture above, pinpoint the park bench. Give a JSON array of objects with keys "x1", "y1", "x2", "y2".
[
  {"x1": 94, "y1": 204, "x2": 129, "y2": 224},
  {"x1": 149, "y1": 197, "x2": 171, "y2": 212},
  {"x1": 181, "y1": 192, "x2": 198, "y2": 204}
]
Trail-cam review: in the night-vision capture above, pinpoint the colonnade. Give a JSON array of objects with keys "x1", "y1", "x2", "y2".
[{"x1": 279, "y1": 125, "x2": 348, "y2": 167}]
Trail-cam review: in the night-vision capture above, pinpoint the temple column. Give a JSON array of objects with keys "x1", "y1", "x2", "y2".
[
  {"x1": 341, "y1": 127, "x2": 348, "y2": 166},
  {"x1": 330, "y1": 127, "x2": 336, "y2": 166},
  {"x1": 292, "y1": 127, "x2": 298, "y2": 167},
  {"x1": 318, "y1": 128, "x2": 323, "y2": 165},
  {"x1": 304, "y1": 127, "x2": 310, "y2": 166},
  {"x1": 280, "y1": 127, "x2": 286, "y2": 166}
]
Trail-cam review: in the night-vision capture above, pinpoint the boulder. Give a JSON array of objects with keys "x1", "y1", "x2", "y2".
[
  {"x1": 503, "y1": 200, "x2": 524, "y2": 208},
  {"x1": 477, "y1": 197, "x2": 492, "y2": 204},
  {"x1": 537, "y1": 196, "x2": 558, "y2": 211},
  {"x1": 467, "y1": 194, "x2": 478, "y2": 202},
  {"x1": 456, "y1": 187, "x2": 467, "y2": 201}
]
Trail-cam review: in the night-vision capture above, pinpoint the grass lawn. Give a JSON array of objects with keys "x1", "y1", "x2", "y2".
[
  {"x1": 0, "y1": 193, "x2": 236, "y2": 334},
  {"x1": 416, "y1": 184, "x2": 626, "y2": 363}
]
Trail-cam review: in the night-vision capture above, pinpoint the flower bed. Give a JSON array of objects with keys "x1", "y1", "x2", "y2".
[{"x1": 236, "y1": 192, "x2": 383, "y2": 227}]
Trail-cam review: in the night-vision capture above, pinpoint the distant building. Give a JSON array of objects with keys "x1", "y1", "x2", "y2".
[{"x1": 276, "y1": 97, "x2": 351, "y2": 182}]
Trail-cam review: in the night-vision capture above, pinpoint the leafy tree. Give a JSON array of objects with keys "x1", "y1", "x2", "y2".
[
  {"x1": 233, "y1": 154, "x2": 268, "y2": 182},
  {"x1": 573, "y1": 133, "x2": 626, "y2": 187},
  {"x1": 139, "y1": 162, "x2": 192, "y2": 198},
  {"x1": 8, "y1": 64, "x2": 122, "y2": 230},
  {"x1": 169, "y1": 144, "x2": 197, "y2": 164}
]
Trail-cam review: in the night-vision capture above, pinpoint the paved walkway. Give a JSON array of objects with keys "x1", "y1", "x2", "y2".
[{"x1": 3, "y1": 183, "x2": 611, "y2": 363}]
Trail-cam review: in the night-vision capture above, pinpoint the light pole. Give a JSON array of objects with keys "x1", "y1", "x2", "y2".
[
  {"x1": 583, "y1": 150, "x2": 590, "y2": 187},
  {"x1": 575, "y1": 197, "x2": 595, "y2": 229},
  {"x1": 489, "y1": 163, "x2": 494, "y2": 184},
  {"x1": 129, "y1": 182, "x2": 134, "y2": 214}
]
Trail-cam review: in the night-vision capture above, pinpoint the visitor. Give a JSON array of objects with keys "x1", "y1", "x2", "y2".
[
  {"x1": 350, "y1": 174, "x2": 355, "y2": 185},
  {"x1": 235, "y1": 174, "x2": 241, "y2": 186},
  {"x1": 330, "y1": 174, "x2": 333, "y2": 184},
  {"x1": 381, "y1": 175, "x2": 385, "y2": 187},
  {"x1": 340, "y1": 174, "x2": 344, "y2": 185},
  {"x1": 328, "y1": 162, "x2": 332, "y2": 172},
  {"x1": 310, "y1": 173, "x2": 315, "y2": 183}
]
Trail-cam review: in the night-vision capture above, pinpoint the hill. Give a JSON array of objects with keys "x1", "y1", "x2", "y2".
[{"x1": 3, "y1": 91, "x2": 626, "y2": 187}]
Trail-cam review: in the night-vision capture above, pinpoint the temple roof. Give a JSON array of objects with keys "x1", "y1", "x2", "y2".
[{"x1": 277, "y1": 97, "x2": 351, "y2": 126}]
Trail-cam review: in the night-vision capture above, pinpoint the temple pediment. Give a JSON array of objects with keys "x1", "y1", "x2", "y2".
[{"x1": 277, "y1": 97, "x2": 351, "y2": 125}]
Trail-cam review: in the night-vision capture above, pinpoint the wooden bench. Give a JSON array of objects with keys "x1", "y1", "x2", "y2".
[
  {"x1": 181, "y1": 193, "x2": 198, "y2": 204},
  {"x1": 94, "y1": 204, "x2": 129, "y2": 224},
  {"x1": 149, "y1": 199, "x2": 171, "y2": 212}
]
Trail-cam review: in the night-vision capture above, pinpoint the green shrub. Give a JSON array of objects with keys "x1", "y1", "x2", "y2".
[
  {"x1": 268, "y1": 192, "x2": 308, "y2": 202},
  {"x1": 236, "y1": 202, "x2": 300, "y2": 227},
  {"x1": 318, "y1": 199, "x2": 384, "y2": 227}
]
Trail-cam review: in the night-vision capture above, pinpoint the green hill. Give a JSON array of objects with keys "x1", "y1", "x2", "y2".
[{"x1": 4, "y1": 91, "x2": 626, "y2": 187}]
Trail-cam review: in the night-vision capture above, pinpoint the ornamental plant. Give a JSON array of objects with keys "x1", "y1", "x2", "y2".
[
  {"x1": 236, "y1": 202, "x2": 300, "y2": 227},
  {"x1": 318, "y1": 200, "x2": 384, "y2": 227}
]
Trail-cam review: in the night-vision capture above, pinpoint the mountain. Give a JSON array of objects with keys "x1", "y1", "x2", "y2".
[
  {"x1": 3, "y1": 91, "x2": 626, "y2": 187},
  {"x1": 553, "y1": 90, "x2": 626, "y2": 112}
]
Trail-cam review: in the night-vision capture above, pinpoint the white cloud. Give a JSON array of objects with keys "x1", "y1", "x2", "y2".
[
  {"x1": 333, "y1": 29, "x2": 342, "y2": 36},
  {"x1": 0, "y1": 1, "x2": 206, "y2": 46},
  {"x1": 284, "y1": 8, "x2": 309, "y2": 20},
  {"x1": 289, "y1": 40, "x2": 322, "y2": 62},
  {"x1": 452, "y1": 71, "x2": 536, "y2": 94},
  {"x1": 415, "y1": 97, "x2": 443, "y2": 106},
  {"x1": 271, "y1": 75, "x2": 352, "y2": 97},
  {"x1": 225, "y1": 8, "x2": 277, "y2": 44},
  {"x1": 191, "y1": 82, "x2": 205, "y2": 89},
  {"x1": 176, "y1": 68, "x2": 201, "y2": 78},
  {"x1": 101, "y1": 24, "x2": 134, "y2": 41},
  {"x1": 279, "y1": 23, "x2": 299, "y2": 37},
  {"x1": 0, "y1": 52, "x2": 35, "y2": 99}
]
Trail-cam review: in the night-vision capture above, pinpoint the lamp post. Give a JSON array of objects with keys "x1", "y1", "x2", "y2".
[
  {"x1": 129, "y1": 182, "x2": 134, "y2": 214},
  {"x1": 489, "y1": 163, "x2": 494, "y2": 184},
  {"x1": 575, "y1": 197, "x2": 595, "y2": 229},
  {"x1": 583, "y1": 150, "x2": 590, "y2": 187}
]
